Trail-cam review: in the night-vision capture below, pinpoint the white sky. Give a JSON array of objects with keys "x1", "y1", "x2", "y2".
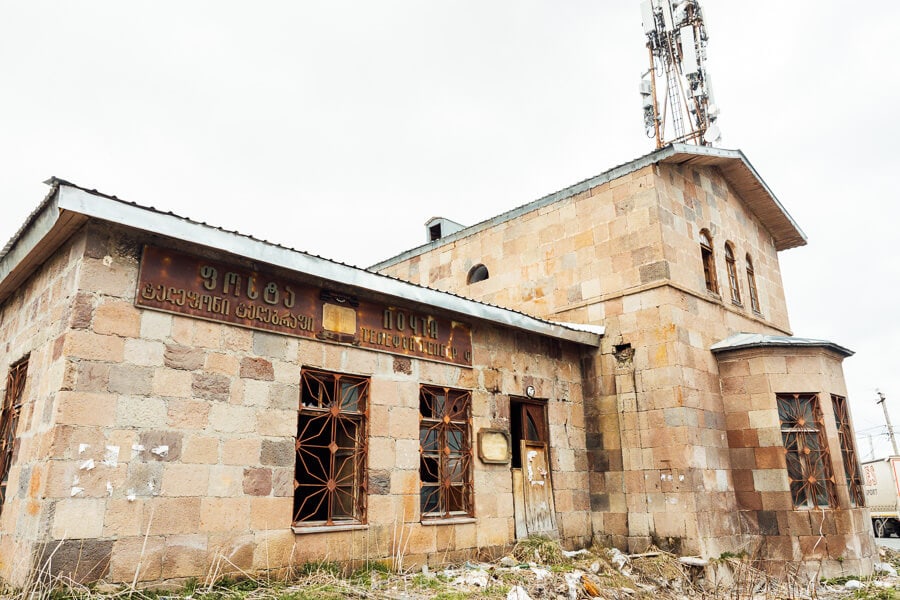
[{"x1": 1, "y1": 1, "x2": 898, "y2": 458}]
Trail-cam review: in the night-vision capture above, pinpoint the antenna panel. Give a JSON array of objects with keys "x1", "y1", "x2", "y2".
[
  {"x1": 640, "y1": 1, "x2": 655, "y2": 34},
  {"x1": 681, "y1": 26, "x2": 699, "y2": 74}
]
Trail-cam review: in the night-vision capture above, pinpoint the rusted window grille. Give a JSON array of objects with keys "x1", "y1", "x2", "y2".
[
  {"x1": 725, "y1": 243, "x2": 741, "y2": 304},
  {"x1": 1, "y1": 357, "x2": 28, "y2": 516},
  {"x1": 419, "y1": 386, "x2": 473, "y2": 519},
  {"x1": 294, "y1": 369, "x2": 368, "y2": 526},
  {"x1": 777, "y1": 393, "x2": 837, "y2": 509},
  {"x1": 700, "y1": 230, "x2": 718, "y2": 294},
  {"x1": 832, "y1": 394, "x2": 865, "y2": 508},
  {"x1": 746, "y1": 255, "x2": 761, "y2": 313}
]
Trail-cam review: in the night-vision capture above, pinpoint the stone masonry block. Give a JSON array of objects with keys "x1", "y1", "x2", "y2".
[
  {"x1": 200, "y1": 497, "x2": 251, "y2": 533},
  {"x1": 56, "y1": 392, "x2": 117, "y2": 427},
  {"x1": 192, "y1": 372, "x2": 232, "y2": 402},
  {"x1": 164, "y1": 344, "x2": 205, "y2": 370},
  {"x1": 260, "y1": 439, "x2": 295, "y2": 467},
  {"x1": 51, "y1": 498, "x2": 106, "y2": 539},
  {"x1": 37, "y1": 538, "x2": 112, "y2": 584},
  {"x1": 109, "y1": 364, "x2": 153, "y2": 396},
  {"x1": 181, "y1": 435, "x2": 219, "y2": 464},
  {"x1": 116, "y1": 395, "x2": 167, "y2": 429},
  {"x1": 152, "y1": 368, "x2": 193, "y2": 398},
  {"x1": 138, "y1": 430, "x2": 183, "y2": 462},
  {"x1": 243, "y1": 468, "x2": 273, "y2": 496},
  {"x1": 250, "y1": 497, "x2": 293, "y2": 530},
  {"x1": 241, "y1": 357, "x2": 274, "y2": 381},
  {"x1": 167, "y1": 398, "x2": 211, "y2": 429},
  {"x1": 144, "y1": 497, "x2": 202, "y2": 535},
  {"x1": 140, "y1": 311, "x2": 172, "y2": 341},
  {"x1": 124, "y1": 338, "x2": 165, "y2": 367},
  {"x1": 209, "y1": 404, "x2": 257, "y2": 433},
  {"x1": 223, "y1": 438, "x2": 262, "y2": 465},
  {"x1": 63, "y1": 331, "x2": 125, "y2": 362},
  {"x1": 161, "y1": 463, "x2": 210, "y2": 497},
  {"x1": 93, "y1": 300, "x2": 141, "y2": 338},
  {"x1": 257, "y1": 409, "x2": 297, "y2": 437}
]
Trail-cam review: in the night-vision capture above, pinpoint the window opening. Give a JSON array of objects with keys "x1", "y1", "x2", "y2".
[
  {"x1": 294, "y1": 368, "x2": 368, "y2": 526},
  {"x1": 467, "y1": 264, "x2": 489, "y2": 284},
  {"x1": 725, "y1": 243, "x2": 741, "y2": 304},
  {"x1": 419, "y1": 386, "x2": 473, "y2": 518},
  {"x1": 746, "y1": 255, "x2": 761, "y2": 313},
  {"x1": 1, "y1": 357, "x2": 28, "y2": 516},
  {"x1": 832, "y1": 395, "x2": 865, "y2": 507},
  {"x1": 510, "y1": 398, "x2": 548, "y2": 468},
  {"x1": 777, "y1": 393, "x2": 837, "y2": 509},
  {"x1": 700, "y1": 230, "x2": 718, "y2": 294},
  {"x1": 429, "y1": 224, "x2": 442, "y2": 242}
]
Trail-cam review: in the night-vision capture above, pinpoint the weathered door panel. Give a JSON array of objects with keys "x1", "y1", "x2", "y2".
[{"x1": 519, "y1": 440, "x2": 558, "y2": 538}]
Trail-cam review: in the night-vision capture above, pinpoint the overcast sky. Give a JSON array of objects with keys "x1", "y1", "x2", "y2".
[{"x1": 1, "y1": 1, "x2": 898, "y2": 458}]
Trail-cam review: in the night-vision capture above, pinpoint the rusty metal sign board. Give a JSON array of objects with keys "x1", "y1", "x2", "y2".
[{"x1": 136, "y1": 246, "x2": 472, "y2": 366}]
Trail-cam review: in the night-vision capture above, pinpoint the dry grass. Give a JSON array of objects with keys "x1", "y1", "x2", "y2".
[{"x1": 2, "y1": 538, "x2": 894, "y2": 600}]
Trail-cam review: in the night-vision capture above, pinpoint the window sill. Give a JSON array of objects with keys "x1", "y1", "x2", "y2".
[
  {"x1": 731, "y1": 300, "x2": 743, "y2": 307},
  {"x1": 421, "y1": 517, "x2": 476, "y2": 527},
  {"x1": 292, "y1": 523, "x2": 368, "y2": 534}
]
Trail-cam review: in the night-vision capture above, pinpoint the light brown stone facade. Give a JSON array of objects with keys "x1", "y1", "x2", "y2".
[
  {"x1": 0, "y1": 219, "x2": 593, "y2": 585},
  {"x1": 0, "y1": 147, "x2": 877, "y2": 584},
  {"x1": 375, "y1": 152, "x2": 877, "y2": 573}
]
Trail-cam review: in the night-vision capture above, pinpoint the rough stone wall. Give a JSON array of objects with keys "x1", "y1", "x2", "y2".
[
  {"x1": 7, "y1": 221, "x2": 591, "y2": 585},
  {"x1": 654, "y1": 163, "x2": 790, "y2": 333},
  {"x1": 716, "y1": 346, "x2": 876, "y2": 578},
  {"x1": 376, "y1": 164, "x2": 790, "y2": 335},
  {"x1": 0, "y1": 230, "x2": 87, "y2": 585},
  {"x1": 376, "y1": 162, "x2": 798, "y2": 557}
]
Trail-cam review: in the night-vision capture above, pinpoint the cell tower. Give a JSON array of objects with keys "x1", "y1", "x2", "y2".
[{"x1": 639, "y1": 0, "x2": 721, "y2": 148}]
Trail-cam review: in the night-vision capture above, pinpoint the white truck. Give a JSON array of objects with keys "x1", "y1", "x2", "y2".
[{"x1": 862, "y1": 457, "x2": 900, "y2": 537}]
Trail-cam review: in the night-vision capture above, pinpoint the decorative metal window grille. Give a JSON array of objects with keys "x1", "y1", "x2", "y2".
[
  {"x1": 1, "y1": 357, "x2": 28, "y2": 516},
  {"x1": 777, "y1": 393, "x2": 837, "y2": 509},
  {"x1": 725, "y1": 243, "x2": 741, "y2": 304},
  {"x1": 700, "y1": 231, "x2": 718, "y2": 294},
  {"x1": 832, "y1": 394, "x2": 865, "y2": 508},
  {"x1": 746, "y1": 255, "x2": 761, "y2": 313},
  {"x1": 294, "y1": 369, "x2": 368, "y2": 526},
  {"x1": 419, "y1": 386, "x2": 473, "y2": 519}
]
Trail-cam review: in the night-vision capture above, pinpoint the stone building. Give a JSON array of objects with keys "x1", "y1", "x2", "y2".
[
  {"x1": 0, "y1": 180, "x2": 599, "y2": 584},
  {"x1": 373, "y1": 144, "x2": 876, "y2": 574},
  {"x1": 0, "y1": 143, "x2": 876, "y2": 585}
]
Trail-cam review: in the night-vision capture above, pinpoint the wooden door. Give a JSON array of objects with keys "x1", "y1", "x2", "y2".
[
  {"x1": 509, "y1": 398, "x2": 558, "y2": 539},
  {"x1": 519, "y1": 440, "x2": 558, "y2": 537}
]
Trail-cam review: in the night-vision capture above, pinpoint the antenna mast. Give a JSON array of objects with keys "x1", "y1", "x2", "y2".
[{"x1": 639, "y1": 0, "x2": 721, "y2": 148}]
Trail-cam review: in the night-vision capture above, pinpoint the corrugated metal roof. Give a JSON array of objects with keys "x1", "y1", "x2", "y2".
[
  {"x1": 0, "y1": 179, "x2": 602, "y2": 347},
  {"x1": 710, "y1": 332, "x2": 853, "y2": 357},
  {"x1": 370, "y1": 144, "x2": 806, "y2": 270}
]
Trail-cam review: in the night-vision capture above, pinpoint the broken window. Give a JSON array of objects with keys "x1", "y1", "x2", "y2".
[
  {"x1": 725, "y1": 242, "x2": 741, "y2": 304},
  {"x1": 1, "y1": 357, "x2": 28, "y2": 516},
  {"x1": 509, "y1": 398, "x2": 548, "y2": 468},
  {"x1": 832, "y1": 395, "x2": 865, "y2": 508},
  {"x1": 467, "y1": 264, "x2": 489, "y2": 284},
  {"x1": 294, "y1": 369, "x2": 368, "y2": 526},
  {"x1": 699, "y1": 230, "x2": 718, "y2": 294},
  {"x1": 746, "y1": 254, "x2": 761, "y2": 313},
  {"x1": 419, "y1": 385, "x2": 473, "y2": 519},
  {"x1": 777, "y1": 393, "x2": 837, "y2": 509}
]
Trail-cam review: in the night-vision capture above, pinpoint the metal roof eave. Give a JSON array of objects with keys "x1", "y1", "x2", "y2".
[
  {"x1": 371, "y1": 144, "x2": 806, "y2": 270},
  {"x1": 47, "y1": 185, "x2": 601, "y2": 347},
  {"x1": 710, "y1": 332, "x2": 853, "y2": 358}
]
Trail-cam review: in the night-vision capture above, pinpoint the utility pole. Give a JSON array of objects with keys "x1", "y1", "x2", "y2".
[{"x1": 877, "y1": 390, "x2": 899, "y2": 456}]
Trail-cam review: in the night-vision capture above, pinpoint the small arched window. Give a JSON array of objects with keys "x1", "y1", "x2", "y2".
[
  {"x1": 467, "y1": 264, "x2": 489, "y2": 284},
  {"x1": 746, "y1": 255, "x2": 761, "y2": 313},
  {"x1": 724, "y1": 242, "x2": 741, "y2": 304},
  {"x1": 699, "y1": 230, "x2": 718, "y2": 294}
]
